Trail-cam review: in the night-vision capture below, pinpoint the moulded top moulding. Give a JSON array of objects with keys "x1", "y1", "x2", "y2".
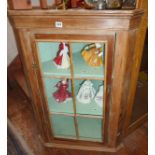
[
  {"x1": 8, "y1": 9, "x2": 144, "y2": 31},
  {"x1": 8, "y1": 9, "x2": 143, "y2": 18}
]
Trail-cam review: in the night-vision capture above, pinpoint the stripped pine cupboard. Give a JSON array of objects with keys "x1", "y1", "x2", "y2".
[{"x1": 8, "y1": 0, "x2": 146, "y2": 152}]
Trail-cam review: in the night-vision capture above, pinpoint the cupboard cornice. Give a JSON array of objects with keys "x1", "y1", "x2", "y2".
[{"x1": 8, "y1": 9, "x2": 143, "y2": 30}]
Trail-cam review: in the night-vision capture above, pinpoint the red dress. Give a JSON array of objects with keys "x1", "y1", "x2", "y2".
[
  {"x1": 53, "y1": 80, "x2": 72, "y2": 103},
  {"x1": 53, "y1": 43, "x2": 64, "y2": 66}
]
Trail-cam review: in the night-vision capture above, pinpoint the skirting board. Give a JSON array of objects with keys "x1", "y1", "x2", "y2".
[{"x1": 127, "y1": 113, "x2": 148, "y2": 135}]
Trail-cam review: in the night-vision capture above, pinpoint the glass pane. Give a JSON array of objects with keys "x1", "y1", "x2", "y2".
[
  {"x1": 74, "y1": 79, "x2": 104, "y2": 116},
  {"x1": 77, "y1": 117, "x2": 103, "y2": 142},
  {"x1": 51, "y1": 115, "x2": 76, "y2": 139},
  {"x1": 37, "y1": 42, "x2": 71, "y2": 77},
  {"x1": 44, "y1": 78, "x2": 74, "y2": 114},
  {"x1": 71, "y1": 42, "x2": 105, "y2": 79}
]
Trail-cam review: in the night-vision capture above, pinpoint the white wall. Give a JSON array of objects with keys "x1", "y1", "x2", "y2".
[
  {"x1": 7, "y1": 0, "x2": 55, "y2": 66},
  {"x1": 31, "y1": 0, "x2": 54, "y2": 6},
  {"x1": 7, "y1": 18, "x2": 18, "y2": 66}
]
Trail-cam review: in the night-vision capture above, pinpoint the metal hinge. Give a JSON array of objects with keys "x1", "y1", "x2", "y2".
[
  {"x1": 107, "y1": 85, "x2": 111, "y2": 94},
  {"x1": 32, "y1": 63, "x2": 38, "y2": 69}
]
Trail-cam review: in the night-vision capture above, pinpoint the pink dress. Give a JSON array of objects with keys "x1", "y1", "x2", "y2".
[{"x1": 53, "y1": 81, "x2": 72, "y2": 103}]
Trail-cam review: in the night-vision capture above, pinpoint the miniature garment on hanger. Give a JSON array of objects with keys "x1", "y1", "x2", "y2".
[
  {"x1": 77, "y1": 80, "x2": 96, "y2": 104},
  {"x1": 95, "y1": 85, "x2": 104, "y2": 107},
  {"x1": 53, "y1": 42, "x2": 70, "y2": 69},
  {"x1": 53, "y1": 79, "x2": 72, "y2": 103},
  {"x1": 81, "y1": 43, "x2": 103, "y2": 67}
]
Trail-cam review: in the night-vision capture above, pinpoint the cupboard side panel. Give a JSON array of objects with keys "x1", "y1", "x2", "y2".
[
  {"x1": 116, "y1": 29, "x2": 138, "y2": 145},
  {"x1": 123, "y1": 30, "x2": 147, "y2": 136},
  {"x1": 108, "y1": 31, "x2": 130, "y2": 147},
  {"x1": 125, "y1": 0, "x2": 148, "y2": 135}
]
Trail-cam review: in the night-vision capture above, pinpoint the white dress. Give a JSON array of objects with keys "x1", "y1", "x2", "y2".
[
  {"x1": 53, "y1": 43, "x2": 70, "y2": 69},
  {"x1": 59, "y1": 44, "x2": 70, "y2": 69},
  {"x1": 76, "y1": 80, "x2": 96, "y2": 104},
  {"x1": 95, "y1": 85, "x2": 104, "y2": 107}
]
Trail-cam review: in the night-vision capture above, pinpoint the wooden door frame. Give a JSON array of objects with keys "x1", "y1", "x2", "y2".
[{"x1": 28, "y1": 31, "x2": 115, "y2": 147}]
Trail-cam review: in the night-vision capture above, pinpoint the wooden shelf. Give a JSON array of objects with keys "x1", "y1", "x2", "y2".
[
  {"x1": 42, "y1": 60, "x2": 71, "y2": 78},
  {"x1": 44, "y1": 78, "x2": 103, "y2": 116},
  {"x1": 47, "y1": 94, "x2": 103, "y2": 116},
  {"x1": 42, "y1": 53, "x2": 104, "y2": 80},
  {"x1": 38, "y1": 41, "x2": 104, "y2": 80},
  {"x1": 74, "y1": 79, "x2": 104, "y2": 116},
  {"x1": 41, "y1": 55, "x2": 104, "y2": 79},
  {"x1": 48, "y1": 96, "x2": 74, "y2": 114},
  {"x1": 73, "y1": 52, "x2": 104, "y2": 80}
]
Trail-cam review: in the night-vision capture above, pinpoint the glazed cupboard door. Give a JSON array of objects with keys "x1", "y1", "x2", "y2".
[{"x1": 32, "y1": 34, "x2": 114, "y2": 143}]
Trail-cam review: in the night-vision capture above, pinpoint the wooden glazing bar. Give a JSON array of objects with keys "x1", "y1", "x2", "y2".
[
  {"x1": 50, "y1": 112, "x2": 74, "y2": 117},
  {"x1": 42, "y1": 75, "x2": 104, "y2": 81},
  {"x1": 72, "y1": 77, "x2": 105, "y2": 81},
  {"x1": 42, "y1": 75, "x2": 72, "y2": 79},
  {"x1": 50, "y1": 112, "x2": 103, "y2": 119},
  {"x1": 40, "y1": 0, "x2": 48, "y2": 9},
  {"x1": 68, "y1": 42, "x2": 79, "y2": 139},
  {"x1": 76, "y1": 114, "x2": 103, "y2": 119}
]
